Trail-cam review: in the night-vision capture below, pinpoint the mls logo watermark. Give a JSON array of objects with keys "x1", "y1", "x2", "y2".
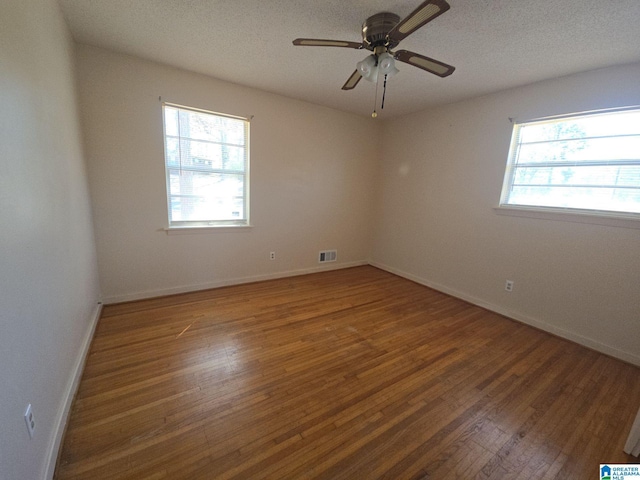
[{"x1": 601, "y1": 464, "x2": 640, "y2": 480}]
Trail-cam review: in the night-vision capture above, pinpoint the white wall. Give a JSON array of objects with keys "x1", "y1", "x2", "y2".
[
  {"x1": 372, "y1": 63, "x2": 640, "y2": 365},
  {"x1": 75, "y1": 45, "x2": 380, "y2": 303},
  {"x1": 0, "y1": 1, "x2": 101, "y2": 479},
  {"x1": 76, "y1": 42, "x2": 639, "y2": 364}
]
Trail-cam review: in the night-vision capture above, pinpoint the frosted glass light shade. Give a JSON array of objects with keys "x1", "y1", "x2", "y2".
[
  {"x1": 357, "y1": 55, "x2": 378, "y2": 82},
  {"x1": 378, "y1": 52, "x2": 399, "y2": 77}
]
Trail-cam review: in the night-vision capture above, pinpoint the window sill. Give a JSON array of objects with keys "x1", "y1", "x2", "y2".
[
  {"x1": 164, "y1": 225, "x2": 253, "y2": 235},
  {"x1": 494, "y1": 205, "x2": 640, "y2": 230}
]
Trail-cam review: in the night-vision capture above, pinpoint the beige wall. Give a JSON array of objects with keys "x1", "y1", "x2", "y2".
[
  {"x1": 372, "y1": 63, "x2": 640, "y2": 365},
  {"x1": 77, "y1": 44, "x2": 640, "y2": 364},
  {"x1": 0, "y1": 1, "x2": 101, "y2": 479},
  {"x1": 75, "y1": 45, "x2": 380, "y2": 303}
]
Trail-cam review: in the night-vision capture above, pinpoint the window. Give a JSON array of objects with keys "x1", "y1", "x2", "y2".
[
  {"x1": 500, "y1": 107, "x2": 640, "y2": 217},
  {"x1": 162, "y1": 103, "x2": 249, "y2": 228}
]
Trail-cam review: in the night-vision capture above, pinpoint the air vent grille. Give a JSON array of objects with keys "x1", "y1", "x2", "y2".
[{"x1": 318, "y1": 250, "x2": 337, "y2": 263}]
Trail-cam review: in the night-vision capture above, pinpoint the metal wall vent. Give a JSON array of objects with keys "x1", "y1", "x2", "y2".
[{"x1": 318, "y1": 250, "x2": 337, "y2": 263}]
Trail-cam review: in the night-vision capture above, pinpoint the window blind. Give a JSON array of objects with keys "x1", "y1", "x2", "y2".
[
  {"x1": 163, "y1": 103, "x2": 250, "y2": 227},
  {"x1": 501, "y1": 107, "x2": 640, "y2": 216}
]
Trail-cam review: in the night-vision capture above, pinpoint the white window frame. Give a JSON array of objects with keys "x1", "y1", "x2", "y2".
[
  {"x1": 162, "y1": 102, "x2": 250, "y2": 229},
  {"x1": 498, "y1": 106, "x2": 640, "y2": 225}
]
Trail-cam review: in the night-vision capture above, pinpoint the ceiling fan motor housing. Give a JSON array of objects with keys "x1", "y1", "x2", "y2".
[{"x1": 362, "y1": 12, "x2": 400, "y2": 50}]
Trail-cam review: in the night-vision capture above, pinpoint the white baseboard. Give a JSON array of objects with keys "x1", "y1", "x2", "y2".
[
  {"x1": 370, "y1": 261, "x2": 640, "y2": 367},
  {"x1": 625, "y1": 406, "x2": 640, "y2": 456},
  {"x1": 44, "y1": 301, "x2": 103, "y2": 480},
  {"x1": 102, "y1": 261, "x2": 368, "y2": 304}
]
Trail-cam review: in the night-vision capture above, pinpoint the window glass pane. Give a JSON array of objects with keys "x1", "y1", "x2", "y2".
[
  {"x1": 169, "y1": 170, "x2": 244, "y2": 196},
  {"x1": 502, "y1": 107, "x2": 640, "y2": 216},
  {"x1": 165, "y1": 137, "x2": 180, "y2": 167},
  {"x1": 177, "y1": 110, "x2": 245, "y2": 145},
  {"x1": 516, "y1": 136, "x2": 640, "y2": 164},
  {"x1": 163, "y1": 104, "x2": 249, "y2": 226},
  {"x1": 164, "y1": 107, "x2": 179, "y2": 137},
  {"x1": 569, "y1": 111, "x2": 640, "y2": 136},
  {"x1": 519, "y1": 121, "x2": 586, "y2": 143},
  {"x1": 508, "y1": 186, "x2": 640, "y2": 213},
  {"x1": 513, "y1": 165, "x2": 640, "y2": 188},
  {"x1": 519, "y1": 111, "x2": 640, "y2": 143},
  {"x1": 169, "y1": 196, "x2": 245, "y2": 222},
  {"x1": 177, "y1": 139, "x2": 245, "y2": 171},
  {"x1": 168, "y1": 171, "x2": 244, "y2": 221}
]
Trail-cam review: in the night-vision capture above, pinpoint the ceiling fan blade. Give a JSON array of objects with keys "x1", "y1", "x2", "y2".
[
  {"x1": 293, "y1": 38, "x2": 363, "y2": 49},
  {"x1": 342, "y1": 70, "x2": 362, "y2": 90},
  {"x1": 387, "y1": 0, "x2": 450, "y2": 43},
  {"x1": 394, "y1": 50, "x2": 455, "y2": 77}
]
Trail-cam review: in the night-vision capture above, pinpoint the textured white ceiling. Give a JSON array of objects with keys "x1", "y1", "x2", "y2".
[{"x1": 58, "y1": 0, "x2": 640, "y2": 118}]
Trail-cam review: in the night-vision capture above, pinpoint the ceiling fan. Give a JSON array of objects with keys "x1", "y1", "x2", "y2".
[{"x1": 292, "y1": 0, "x2": 455, "y2": 95}]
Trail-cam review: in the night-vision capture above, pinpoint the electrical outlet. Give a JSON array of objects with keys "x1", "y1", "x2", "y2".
[
  {"x1": 505, "y1": 280, "x2": 514, "y2": 292},
  {"x1": 24, "y1": 404, "x2": 35, "y2": 438},
  {"x1": 269, "y1": 252, "x2": 275, "y2": 260}
]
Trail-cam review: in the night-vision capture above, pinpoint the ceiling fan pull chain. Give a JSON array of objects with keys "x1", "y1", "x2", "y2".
[
  {"x1": 372, "y1": 71, "x2": 381, "y2": 118},
  {"x1": 381, "y1": 74, "x2": 388, "y2": 110}
]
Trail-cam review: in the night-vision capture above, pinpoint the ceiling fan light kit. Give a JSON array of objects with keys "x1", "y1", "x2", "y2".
[
  {"x1": 357, "y1": 55, "x2": 379, "y2": 82},
  {"x1": 292, "y1": 0, "x2": 455, "y2": 117},
  {"x1": 378, "y1": 52, "x2": 399, "y2": 77}
]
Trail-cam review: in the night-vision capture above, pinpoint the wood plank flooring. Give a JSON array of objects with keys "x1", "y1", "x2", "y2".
[{"x1": 55, "y1": 266, "x2": 640, "y2": 479}]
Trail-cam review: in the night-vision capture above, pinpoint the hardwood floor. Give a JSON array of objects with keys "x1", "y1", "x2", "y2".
[{"x1": 55, "y1": 266, "x2": 640, "y2": 479}]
